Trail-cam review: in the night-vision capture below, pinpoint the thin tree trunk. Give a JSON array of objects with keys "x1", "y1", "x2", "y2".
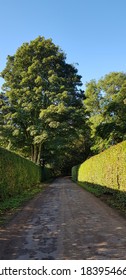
[
  {"x1": 31, "y1": 143, "x2": 42, "y2": 164},
  {"x1": 37, "y1": 143, "x2": 42, "y2": 165},
  {"x1": 33, "y1": 144, "x2": 38, "y2": 163},
  {"x1": 31, "y1": 145, "x2": 34, "y2": 162}
]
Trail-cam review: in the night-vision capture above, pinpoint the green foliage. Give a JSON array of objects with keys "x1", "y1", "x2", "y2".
[
  {"x1": 71, "y1": 165, "x2": 80, "y2": 181},
  {"x1": 72, "y1": 141, "x2": 126, "y2": 191},
  {"x1": 0, "y1": 36, "x2": 89, "y2": 173},
  {"x1": 72, "y1": 141, "x2": 126, "y2": 214},
  {"x1": 84, "y1": 72, "x2": 126, "y2": 153},
  {"x1": 0, "y1": 147, "x2": 51, "y2": 200}
]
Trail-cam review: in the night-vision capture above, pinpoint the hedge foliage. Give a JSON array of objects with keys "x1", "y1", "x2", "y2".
[
  {"x1": 0, "y1": 147, "x2": 51, "y2": 200},
  {"x1": 71, "y1": 165, "x2": 80, "y2": 182},
  {"x1": 72, "y1": 141, "x2": 126, "y2": 191}
]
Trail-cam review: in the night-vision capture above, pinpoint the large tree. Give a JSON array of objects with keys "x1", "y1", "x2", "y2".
[{"x1": 1, "y1": 36, "x2": 87, "y2": 170}]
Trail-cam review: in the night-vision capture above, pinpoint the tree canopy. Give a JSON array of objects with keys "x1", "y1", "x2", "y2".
[
  {"x1": 84, "y1": 72, "x2": 126, "y2": 153},
  {"x1": 0, "y1": 36, "x2": 88, "y2": 174},
  {"x1": 1, "y1": 36, "x2": 126, "y2": 173}
]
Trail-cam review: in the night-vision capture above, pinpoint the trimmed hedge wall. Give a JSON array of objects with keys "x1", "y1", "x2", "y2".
[
  {"x1": 71, "y1": 165, "x2": 80, "y2": 182},
  {"x1": 72, "y1": 141, "x2": 126, "y2": 191},
  {"x1": 0, "y1": 147, "x2": 50, "y2": 200}
]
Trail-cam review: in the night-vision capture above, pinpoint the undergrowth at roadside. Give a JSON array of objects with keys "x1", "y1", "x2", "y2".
[
  {"x1": 0, "y1": 180, "x2": 53, "y2": 225},
  {"x1": 78, "y1": 182, "x2": 126, "y2": 216}
]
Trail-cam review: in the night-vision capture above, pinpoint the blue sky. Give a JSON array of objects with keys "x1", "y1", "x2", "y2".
[{"x1": 0, "y1": 0, "x2": 126, "y2": 90}]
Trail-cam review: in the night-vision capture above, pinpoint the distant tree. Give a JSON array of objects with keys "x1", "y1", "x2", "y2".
[
  {"x1": 84, "y1": 72, "x2": 126, "y2": 153},
  {"x1": 97, "y1": 72, "x2": 126, "y2": 144},
  {"x1": 84, "y1": 80, "x2": 104, "y2": 152},
  {"x1": 1, "y1": 36, "x2": 88, "y2": 170}
]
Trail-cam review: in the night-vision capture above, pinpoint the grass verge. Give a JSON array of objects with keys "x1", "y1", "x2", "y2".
[
  {"x1": 0, "y1": 180, "x2": 53, "y2": 225},
  {"x1": 78, "y1": 181, "x2": 126, "y2": 217}
]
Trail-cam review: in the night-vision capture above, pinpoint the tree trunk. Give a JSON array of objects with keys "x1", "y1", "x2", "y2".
[
  {"x1": 31, "y1": 145, "x2": 34, "y2": 162},
  {"x1": 34, "y1": 144, "x2": 38, "y2": 163},
  {"x1": 31, "y1": 143, "x2": 42, "y2": 164},
  {"x1": 37, "y1": 143, "x2": 42, "y2": 165}
]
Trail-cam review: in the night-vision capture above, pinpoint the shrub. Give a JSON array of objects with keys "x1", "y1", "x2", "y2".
[
  {"x1": 0, "y1": 147, "x2": 51, "y2": 200},
  {"x1": 72, "y1": 141, "x2": 126, "y2": 191},
  {"x1": 71, "y1": 165, "x2": 80, "y2": 182}
]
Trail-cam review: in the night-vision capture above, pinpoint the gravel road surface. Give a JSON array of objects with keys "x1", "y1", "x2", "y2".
[{"x1": 0, "y1": 177, "x2": 126, "y2": 259}]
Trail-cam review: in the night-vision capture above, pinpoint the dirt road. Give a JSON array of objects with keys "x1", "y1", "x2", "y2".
[{"x1": 0, "y1": 177, "x2": 126, "y2": 259}]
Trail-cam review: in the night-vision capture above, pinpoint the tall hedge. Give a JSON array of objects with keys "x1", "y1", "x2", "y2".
[
  {"x1": 72, "y1": 141, "x2": 126, "y2": 191},
  {"x1": 0, "y1": 147, "x2": 50, "y2": 199},
  {"x1": 71, "y1": 165, "x2": 80, "y2": 182}
]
